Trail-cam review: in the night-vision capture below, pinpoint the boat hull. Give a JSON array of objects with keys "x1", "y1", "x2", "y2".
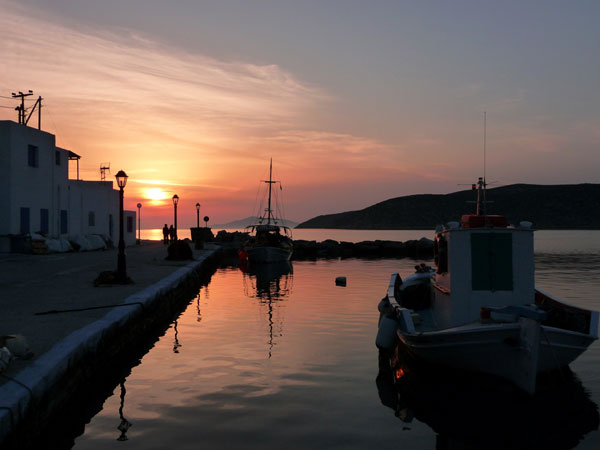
[
  {"x1": 398, "y1": 323, "x2": 596, "y2": 391},
  {"x1": 247, "y1": 246, "x2": 292, "y2": 263}
]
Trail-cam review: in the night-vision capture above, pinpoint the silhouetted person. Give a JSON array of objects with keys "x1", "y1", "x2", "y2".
[
  {"x1": 162, "y1": 224, "x2": 169, "y2": 244},
  {"x1": 169, "y1": 224, "x2": 175, "y2": 242}
]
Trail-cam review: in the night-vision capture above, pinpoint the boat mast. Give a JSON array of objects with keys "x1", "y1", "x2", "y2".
[{"x1": 265, "y1": 158, "x2": 277, "y2": 225}]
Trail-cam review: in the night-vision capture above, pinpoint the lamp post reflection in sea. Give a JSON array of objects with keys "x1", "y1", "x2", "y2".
[
  {"x1": 172, "y1": 194, "x2": 179, "y2": 240},
  {"x1": 173, "y1": 320, "x2": 181, "y2": 353},
  {"x1": 117, "y1": 381, "x2": 132, "y2": 441},
  {"x1": 115, "y1": 170, "x2": 128, "y2": 283}
]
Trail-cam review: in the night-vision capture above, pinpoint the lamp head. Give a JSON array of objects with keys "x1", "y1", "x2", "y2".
[
  {"x1": 196, "y1": 202, "x2": 200, "y2": 211},
  {"x1": 137, "y1": 203, "x2": 142, "y2": 208},
  {"x1": 115, "y1": 170, "x2": 128, "y2": 188},
  {"x1": 172, "y1": 194, "x2": 179, "y2": 205}
]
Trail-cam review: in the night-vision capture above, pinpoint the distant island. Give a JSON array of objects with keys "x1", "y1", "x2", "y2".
[
  {"x1": 213, "y1": 216, "x2": 298, "y2": 229},
  {"x1": 296, "y1": 184, "x2": 600, "y2": 229}
]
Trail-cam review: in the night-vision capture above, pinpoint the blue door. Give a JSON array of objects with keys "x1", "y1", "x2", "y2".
[
  {"x1": 40, "y1": 208, "x2": 49, "y2": 234},
  {"x1": 60, "y1": 210, "x2": 68, "y2": 234},
  {"x1": 20, "y1": 207, "x2": 30, "y2": 234}
]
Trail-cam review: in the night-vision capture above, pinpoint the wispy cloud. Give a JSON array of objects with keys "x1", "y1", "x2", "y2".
[{"x1": 0, "y1": 0, "x2": 402, "y2": 223}]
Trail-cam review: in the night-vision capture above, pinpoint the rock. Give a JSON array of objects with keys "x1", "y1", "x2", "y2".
[
  {"x1": 166, "y1": 240, "x2": 193, "y2": 260},
  {"x1": 2, "y1": 335, "x2": 33, "y2": 359},
  {"x1": 0, "y1": 347, "x2": 12, "y2": 372}
]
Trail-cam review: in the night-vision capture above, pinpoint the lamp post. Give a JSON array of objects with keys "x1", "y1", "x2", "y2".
[
  {"x1": 172, "y1": 194, "x2": 179, "y2": 240},
  {"x1": 136, "y1": 203, "x2": 142, "y2": 245},
  {"x1": 195, "y1": 203, "x2": 200, "y2": 228},
  {"x1": 115, "y1": 170, "x2": 128, "y2": 282}
]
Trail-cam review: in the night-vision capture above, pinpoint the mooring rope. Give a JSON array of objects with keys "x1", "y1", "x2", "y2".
[{"x1": 34, "y1": 302, "x2": 145, "y2": 315}]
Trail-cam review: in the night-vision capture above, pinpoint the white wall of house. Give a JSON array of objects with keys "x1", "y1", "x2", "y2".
[
  {"x1": 0, "y1": 121, "x2": 69, "y2": 238},
  {"x1": 0, "y1": 120, "x2": 136, "y2": 251}
]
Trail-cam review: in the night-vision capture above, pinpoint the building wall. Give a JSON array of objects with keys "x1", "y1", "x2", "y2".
[
  {"x1": 0, "y1": 121, "x2": 136, "y2": 250},
  {"x1": 0, "y1": 121, "x2": 69, "y2": 238}
]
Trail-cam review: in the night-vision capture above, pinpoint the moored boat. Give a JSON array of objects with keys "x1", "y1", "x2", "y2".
[
  {"x1": 241, "y1": 159, "x2": 293, "y2": 263},
  {"x1": 376, "y1": 177, "x2": 599, "y2": 394}
]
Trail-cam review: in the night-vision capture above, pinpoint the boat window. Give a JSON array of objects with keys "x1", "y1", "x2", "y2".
[{"x1": 471, "y1": 233, "x2": 513, "y2": 291}]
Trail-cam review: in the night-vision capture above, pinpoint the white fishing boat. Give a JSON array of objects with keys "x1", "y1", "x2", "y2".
[
  {"x1": 376, "y1": 178, "x2": 599, "y2": 394},
  {"x1": 241, "y1": 159, "x2": 293, "y2": 263}
]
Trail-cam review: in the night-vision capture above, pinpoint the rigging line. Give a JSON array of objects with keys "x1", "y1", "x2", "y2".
[
  {"x1": 278, "y1": 181, "x2": 288, "y2": 223},
  {"x1": 253, "y1": 174, "x2": 269, "y2": 220}
]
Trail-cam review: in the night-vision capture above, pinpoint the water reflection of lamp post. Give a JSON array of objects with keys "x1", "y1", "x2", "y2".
[
  {"x1": 115, "y1": 170, "x2": 128, "y2": 283},
  {"x1": 136, "y1": 203, "x2": 142, "y2": 245},
  {"x1": 117, "y1": 381, "x2": 132, "y2": 441},
  {"x1": 173, "y1": 320, "x2": 181, "y2": 353},
  {"x1": 195, "y1": 203, "x2": 200, "y2": 228},
  {"x1": 172, "y1": 194, "x2": 179, "y2": 240}
]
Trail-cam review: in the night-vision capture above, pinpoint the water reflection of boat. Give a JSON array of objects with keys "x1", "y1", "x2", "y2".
[
  {"x1": 242, "y1": 261, "x2": 293, "y2": 300},
  {"x1": 240, "y1": 261, "x2": 293, "y2": 357},
  {"x1": 241, "y1": 159, "x2": 293, "y2": 263},
  {"x1": 376, "y1": 349, "x2": 599, "y2": 450}
]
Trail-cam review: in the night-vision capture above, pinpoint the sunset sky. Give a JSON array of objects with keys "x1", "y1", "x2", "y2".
[{"x1": 1, "y1": 0, "x2": 599, "y2": 227}]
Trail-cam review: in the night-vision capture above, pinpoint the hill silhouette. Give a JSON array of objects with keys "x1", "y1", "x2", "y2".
[{"x1": 296, "y1": 184, "x2": 600, "y2": 229}]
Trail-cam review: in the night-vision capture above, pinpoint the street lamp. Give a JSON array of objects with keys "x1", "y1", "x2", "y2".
[
  {"x1": 195, "y1": 203, "x2": 201, "y2": 228},
  {"x1": 115, "y1": 170, "x2": 128, "y2": 282},
  {"x1": 172, "y1": 194, "x2": 179, "y2": 240},
  {"x1": 136, "y1": 203, "x2": 142, "y2": 245}
]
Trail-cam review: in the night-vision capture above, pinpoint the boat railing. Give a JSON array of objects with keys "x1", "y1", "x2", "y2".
[
  {"x1": 387, "y1": 273, "x2": 416, "y2": 334},
  {"x1": 535, "y1": 288, "x2": 599, "y2": 337}
]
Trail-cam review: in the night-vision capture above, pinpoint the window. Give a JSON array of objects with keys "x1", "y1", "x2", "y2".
[
  {"x1": 20, "y1": 208, "x2": 30, "y2": 234},
  {"x1": 55, "y1": 150, "x2": 61, "y2": 165},
  {"x1": 471, "y1": 233, "x2": 513, "y2": 291},
  {"x1": 40, "y1": 209, "x2": 49, "y2": 234},
  {"x1": 28, "y1": 145, "x2": 39, "y2": 167},
  {"x1": 60, "y1": 210, "x2": 68, "y2": 234},
  {"x1": 127, "y1": 216, "x2": 134, "y2": 233},
  {"x1": 88, "y1": 211, "x2": 95, "y2": 227}
]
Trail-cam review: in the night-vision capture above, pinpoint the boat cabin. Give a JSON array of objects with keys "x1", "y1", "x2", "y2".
[{"x1": 432, "y1": 216, "x2": 534, "y2": 329}]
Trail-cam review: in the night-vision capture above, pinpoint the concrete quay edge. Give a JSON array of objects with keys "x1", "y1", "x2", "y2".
[{"x1": 0, "y1": 247, "x2": 219, "y2": 446}]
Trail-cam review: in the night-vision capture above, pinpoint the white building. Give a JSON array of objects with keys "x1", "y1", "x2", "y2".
[{"x1": 0, "y1": 120, "x2": 136, "y2": 252}]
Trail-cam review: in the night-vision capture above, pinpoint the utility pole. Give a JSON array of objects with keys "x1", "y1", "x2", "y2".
[
  {"x1": 11, "y1": 90, "x2": 34, "y2": 125},
  {"x1": 25, "y1": 96, "x2": 43, "y2": 130}
]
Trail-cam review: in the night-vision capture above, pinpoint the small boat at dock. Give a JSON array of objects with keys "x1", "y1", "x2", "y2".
[
  {"x1": 376, "y1": 177, "x2": 599, "y2": 394},
  {"x1": 241, "y1": 159, "x2": 293, "y2": 263}
]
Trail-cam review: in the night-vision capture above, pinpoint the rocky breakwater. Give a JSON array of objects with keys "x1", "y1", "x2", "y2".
[
  {"x1": 213, "y1": 231, "x2": 434, "y2": 259},
  {"x1": 292, "y1": 238, "x2": 434, "y2": 260}
]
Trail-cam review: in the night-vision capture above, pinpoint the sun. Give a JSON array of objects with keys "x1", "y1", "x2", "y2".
[{"x1": 145, "y1": 187, "x2": 168, "y2": 201}]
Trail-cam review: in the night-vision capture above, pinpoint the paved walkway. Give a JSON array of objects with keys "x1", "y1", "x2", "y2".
[{"x1": 0, "y1": 241, "x2": 218, "y2": 382}]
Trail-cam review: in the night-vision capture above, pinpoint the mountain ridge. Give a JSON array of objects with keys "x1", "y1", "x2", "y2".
[{"x1": 296, "y1": 183, "x2": 600, "y2": 229}]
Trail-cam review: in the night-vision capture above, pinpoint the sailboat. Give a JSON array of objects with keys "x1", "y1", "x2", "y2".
[{"x1": 241, "y1": 159, "x2": 293, "y2": 263}]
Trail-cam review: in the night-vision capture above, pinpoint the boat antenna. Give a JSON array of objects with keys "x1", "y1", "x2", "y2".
[{"x1": 482, "y1": 111, "x2": 487, "y2": 217}]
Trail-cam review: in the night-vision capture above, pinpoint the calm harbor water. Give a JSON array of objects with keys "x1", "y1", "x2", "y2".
[{"x1": 65, "y1": 230, "x2": 599, "y2": 449}]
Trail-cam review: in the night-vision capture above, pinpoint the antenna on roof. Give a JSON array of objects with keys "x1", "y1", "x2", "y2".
[
  {"x1": 100, "y1": 163, "x2": 111, "y2": 181},
  {"x1": 482, "y1": 111, "x2": 488, "y2": 216}
]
